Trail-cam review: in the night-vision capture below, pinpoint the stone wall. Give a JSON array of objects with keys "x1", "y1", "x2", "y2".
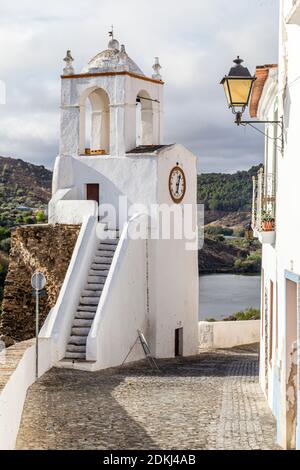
[{"x1": 0, "y1": 224, "x2": 80, "y2": 344}]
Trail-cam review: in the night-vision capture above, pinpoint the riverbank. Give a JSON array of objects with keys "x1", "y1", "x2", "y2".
[{"x1": 199, "y1": 235, "x2": 261, "y2": 274}]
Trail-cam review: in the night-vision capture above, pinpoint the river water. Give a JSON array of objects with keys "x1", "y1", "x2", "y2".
[{"x1": 199, "y1": 274, "x2": 261, "y2": 321}]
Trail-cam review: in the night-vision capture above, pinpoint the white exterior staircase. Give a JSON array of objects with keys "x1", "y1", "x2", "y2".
[{"x1": 65, "y1": 231, "x2": 119, "y2": 361}]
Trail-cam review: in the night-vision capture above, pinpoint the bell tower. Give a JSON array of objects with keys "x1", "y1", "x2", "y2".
[
  {"x1": 59, "y1": 32, "x2": 164, "y2": 158},
  {"x1": 47, "y1": 32, "x2": 199, "y2": 368}
]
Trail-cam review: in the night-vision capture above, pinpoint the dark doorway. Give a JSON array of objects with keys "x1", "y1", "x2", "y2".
[
  {"x1": 175, "y1": 328, "x2": 183, "y2": 357},
  {"x1": 86, "y1": 184, "x2": 99, "y2": 205}
]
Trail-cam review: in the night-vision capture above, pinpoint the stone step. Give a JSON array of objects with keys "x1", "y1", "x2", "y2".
[
  {"x1": 80, "y1": 297, "x2": 99, "y2": 306},
  {"x1": 66, "y1": 343, "x2": 86, "y2": 352},
  {"x1": 87, "y1": 275, "x2": 107, "y2": 284},
  {"x1": 77, "y1": 305, "x2": 97, "y2": 312},
  {"x1": 94, "y1": 256, "x2": 113, "y2": 264},
  {"x1": 82, "y1": 289, "x2": 102, "y2": 297},
  {"x1": 92, "y1": 263, "x2": 111, "y2": 270},
  {"x1": 71, "y1": 327, "x2": 90, "y2": 336},
  {"x1": 85, "y1": 282, "x2": 104, "y2": 290},
  {"x1": 100, "y1": 238, "x2": 118, "y2": 245},
  {"x1": 97, "y1": 246, "x2": 115, "y2": 252},
  {"x1": 97, "y1": 246, "x2": 116, "y2": 253},
  {"x1": 68, "y1": 335, "x2": 87, "y2": 345},
  {"x1": 91, "y1": 264, "x2": 110, "y2": 272},
  {"x1": 65, "y1": 351, "x2": 86, "y2": 360},
  {"x1": 88, "y1": 265, "x2": 109, "y2": 278},
  {"x1": 87, "y1": 275, "x2": 105, "y2": 283},
  {"x1": 96, "y1": 250, "x2": 115, "y2": 257},
  {"x1": 73, "y1": 318, "x2": 94, "y2": 328},
  {"x1": 91, "y1": 260, "x2": 112, "y2": 271},
  {"x1": 75, "y1": 311, "x2": 95, "y2": 320}
]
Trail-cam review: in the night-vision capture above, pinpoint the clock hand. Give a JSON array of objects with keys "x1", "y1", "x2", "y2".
[{"x1": 176, "y1": 175, "x2": 181, "y2": 194}]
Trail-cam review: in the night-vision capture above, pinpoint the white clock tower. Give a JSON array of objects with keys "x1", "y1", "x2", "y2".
[{"x1": 46, "y1": 32, "x2": 199, "y2": 370}]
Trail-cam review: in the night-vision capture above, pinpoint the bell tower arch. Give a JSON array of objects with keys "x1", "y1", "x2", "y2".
[{"x1": 59, "y1": 33, "x2": 164, "y2": 157}]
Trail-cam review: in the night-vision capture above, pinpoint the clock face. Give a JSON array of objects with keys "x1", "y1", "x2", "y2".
[{"x1": 169, "y1": 166, "x2": 186, "y2": 203}]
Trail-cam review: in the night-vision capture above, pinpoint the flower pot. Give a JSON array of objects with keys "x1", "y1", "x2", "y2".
[{"x1": 262, "y1": 220, "x2": 274, "y2": 232}]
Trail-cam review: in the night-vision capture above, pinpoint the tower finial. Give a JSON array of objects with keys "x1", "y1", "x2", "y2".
[
  {"x1": 152, "y1": 57, "x2": 162, "y2": 80},
  {"x1": 63, "y1": 50, "x2": 74, "y2": 75},
  {"x1": 108, "y1": 25, "x2": 119, "y2": 51}
]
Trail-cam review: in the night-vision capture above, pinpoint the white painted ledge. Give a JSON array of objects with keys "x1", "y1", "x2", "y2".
[
  {"x1": 50, "y1": 200, "x2": 98, "y2": 225},
  {"x1": 199, "y1": 320, "x2": 260, "y2": 350},
  {"x1": 254, "y1": 228, "x2": 276, "y2": 245}
]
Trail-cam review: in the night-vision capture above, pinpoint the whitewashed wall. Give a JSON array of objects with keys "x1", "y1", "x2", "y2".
[
  {"x1": 151, "y1": 145, "x2": 199, "y2": 358},
  {"x1": 253, "y1": 0, "x2": 300, "y2": 449},
  {"x1": 51, "y1": 154, "x2": 157, "y2": 227},
  {"x1": 50, "y1": 200, "x2": 98, "y2": 224},
  {"x1": 198, "y1": 320, "x2": 260, "y2": 350},
  {"x1": 0, "y1": 339, "x2": 53, "y2": 450}
]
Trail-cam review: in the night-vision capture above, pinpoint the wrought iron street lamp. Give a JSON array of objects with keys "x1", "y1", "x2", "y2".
[
  {"x1": 221, "y1": 56, "x2": 283, "y2": 150},
  {"x1": 221, "y1": 56, "x2": 256, "y2": 122}
]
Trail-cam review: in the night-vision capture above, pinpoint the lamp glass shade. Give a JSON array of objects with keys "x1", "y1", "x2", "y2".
[
  {"x1": 223, "y1": 77, "x2": 254, "y2": 108},
  {"x1": 221, "y1": 57, "x2": 256, "y2": 110}
]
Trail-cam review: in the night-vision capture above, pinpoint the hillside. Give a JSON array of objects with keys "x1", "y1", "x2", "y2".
[
  {"x1": 0, "y1": 156, "x2": 52, "y2": 227},
  {"x1": 197, "y1": 165, "x2": 262, "y2": 274},
  {"x1": 197, "y1": 165, "x2": 262, "y2": 218},
  {"x1": 0, "y1": 156, "x2": 52, "y2": 301},
  {"x1": 199, "y1": 236, "x2": 261, "y2": 274}
]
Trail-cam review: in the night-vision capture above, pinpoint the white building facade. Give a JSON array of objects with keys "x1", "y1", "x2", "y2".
[
  {"x1": 41, "y1": 34, "x2": 199, "y2": 370},
  {"x1": 251, "y1": 0, "x2": 300, "y2": 450}
]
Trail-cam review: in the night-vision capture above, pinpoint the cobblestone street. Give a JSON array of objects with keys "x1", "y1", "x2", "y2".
[{"x1": 16, "y1": 345, "x2": 279, "y2": 450}]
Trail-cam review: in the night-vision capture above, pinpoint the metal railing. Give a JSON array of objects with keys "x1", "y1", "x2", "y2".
[{"x1": 252, "y1": 168, "x2": 276, "y2": 232}]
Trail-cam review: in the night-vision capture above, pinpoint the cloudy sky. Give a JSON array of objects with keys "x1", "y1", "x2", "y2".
[{"x1": 0, "y1": 0, "x2": 279, "y2": 173}]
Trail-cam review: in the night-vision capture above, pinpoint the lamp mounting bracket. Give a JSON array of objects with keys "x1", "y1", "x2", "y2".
[{"x1": 235, "y1": 113, "x2": 284, "y2": 152}]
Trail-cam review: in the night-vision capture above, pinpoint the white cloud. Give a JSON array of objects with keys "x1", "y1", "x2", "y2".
[{"x1": 0, "y1": 0, "x2": 279, "y2": 172}]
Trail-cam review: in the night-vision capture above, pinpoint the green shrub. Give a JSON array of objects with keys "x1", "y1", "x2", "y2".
[
  {"x1": 205, "y1": 225, "x2": 233, "y2": 236},
  {"x1": 0, "y1": 238, "x2": 10, "y2": 253},
  {"x1": 35, "y1": 210, "x2": 46, "y2": 223},
  {"x1": 234, "y1": 228, "x2": 245, "y2": 237},
  {"x1": 0, "y1": 227, "x2": 10, "y2": 240},
  {"x1": 224, "y1": 308, "x2": 260, "y2": 321}
]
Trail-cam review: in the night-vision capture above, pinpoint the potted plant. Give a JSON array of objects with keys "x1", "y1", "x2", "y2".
[{"x1": 261, "y1": 210, "x2": 275, "y2": 232}]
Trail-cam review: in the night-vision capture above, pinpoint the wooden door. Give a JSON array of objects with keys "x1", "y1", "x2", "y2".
[
  {"x1": 86, "y1": 184, "x2": 99, "y2": 205},
  {"x1": 175, "y1": 328, "x2": 183, "y2": 357}
]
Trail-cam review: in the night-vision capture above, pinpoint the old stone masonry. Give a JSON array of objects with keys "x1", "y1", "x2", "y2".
[{"x1": 16, "y1": 346, "x2": 279, "y2": 450}]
